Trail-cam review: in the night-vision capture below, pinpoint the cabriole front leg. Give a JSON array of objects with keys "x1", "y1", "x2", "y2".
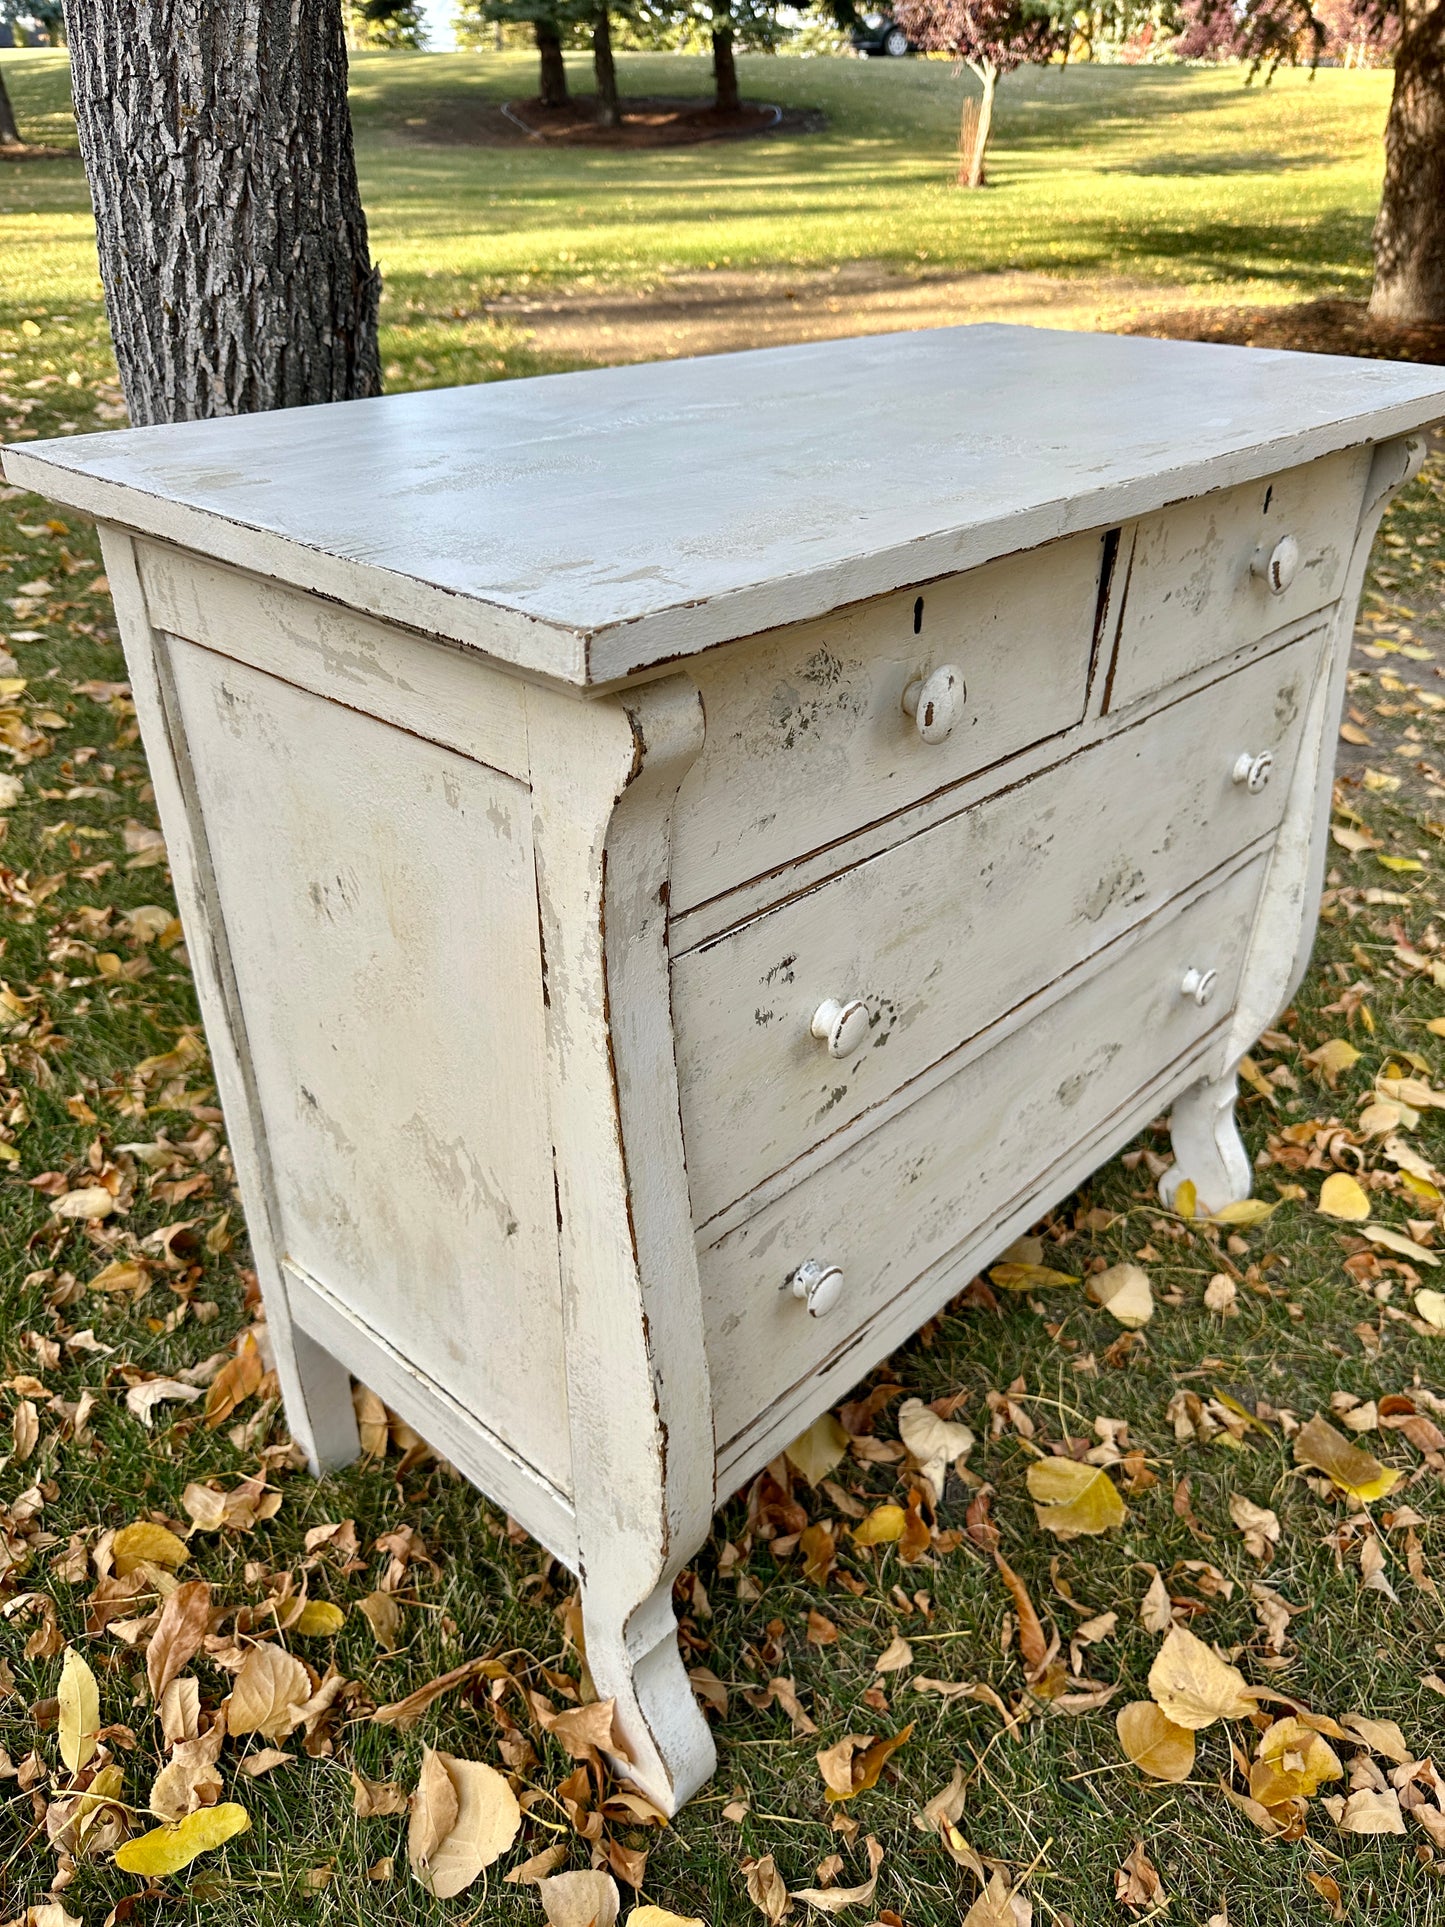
[{"x1": 1159, "y1": 1068, "x2": 1252, "y2": 1215}]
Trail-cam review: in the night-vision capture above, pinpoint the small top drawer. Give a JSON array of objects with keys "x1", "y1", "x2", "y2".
[
  {"x1": 1105, "y1": 447, "x2": 1369, "y2": 711},
  {"x1": 669, "y1": 531, "x2": 1108, "y2": 915}
]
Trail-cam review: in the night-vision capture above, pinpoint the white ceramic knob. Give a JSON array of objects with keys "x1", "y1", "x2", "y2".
[
  {"x1": 902, "y1": 664, "x2": 965, "y2": 744},
  {"x1": 1231, "y1": 749, "x2": 1274, "y2": 793},
  {"x1": 791, "y1": 1258, "x2": 845, "y2": 1317},
  {"x1": 1181, "y1": 966, "x2": 1217, "y2": 1008},
  {"x1": 1251, "y1": 534, "x2": 1300, "y2": 596},
  {"x1": 811, "y1": 996, "x2": 871, "y2": 1059}
]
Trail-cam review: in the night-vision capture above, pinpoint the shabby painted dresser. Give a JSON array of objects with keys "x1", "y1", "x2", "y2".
[{"x1": 6, "y1": 326, "x2": 1444, "y2": 1812}]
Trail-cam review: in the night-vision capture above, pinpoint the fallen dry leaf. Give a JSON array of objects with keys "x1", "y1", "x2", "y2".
[
  {"x1": 537, "y1": 1868, "x2": 622, "y2": 1925},
  {"x1": 149, "y1": 1722, "x2": 224, "y2": 1821},
  {"x1": 112, "y1": 1520, "x2": 189, "y2": 1576},
  {"x1": 1114, "y1": 1841, "x2": 1162, "y2": 1912},
  {"x1": 224, "y1": 1644, "x2": 312, "y2": 1742},
  {"x1": 239, "y1": 1746, "x2": 292, "y2": 1778},
  {"x1": 785, "y1": 1413, "x2": 851, "y2": 1487},
  {"x1": 628, "y1": 1910, "x2": 708, "y2": 1927},
  {"x1": 1294, "y1": 1414, "x2": 1401, "y2": 1502},
  {"x1": 816, "y1": 1724, "x2": 913, "y2": 1802},
  {"x1": 1228, "y1": 1494, "x2": 1281, "y2": 1563},
  {"x1": 1415, "y1": 1287, "x2": 1445, "y2": 1331},
  {"x1": 351, "y1": 1768, "x2": 410, "y2": 1817},
  {"x1": 1116, "y1": 1700, "x2": 1195, "y2": 1782},
  {"x1": 1086, "y1": 1263, "x2": 1153, "y2": 1330},
  {"x1": 744, "y1": 1854, "x2": 791, "y2": 1924},
  {"x1": 1342, "y1": 1713, "x2": 1412, "y2": 1763},
  {"x1": 1332, "y1": 1788, "x2": 1407, "y2": 1834},
  {"x1": 370, "y1": 1653, "x2": 493, "y2": 1728},
  {"x1": 1027, "y1": 1458, "x2": 1127, "y2": 1535},
  {"x1": 1251, "y1": 1717, "x2": 1342, "y2": 1804},
  {"x1": 146, "y1": 1580, "x2": 211, "y2": 1702},
  {"x1": 791, "y1": 1832, "x2": 884, "y2": 1912},
  {"x1": 113, "y1": 1801, "x2": 250, "y2": 1876},
  {"x1": 989, "y1": 1261, "x2": 1079, "y2": 1293},
  {"x1": 898, "y1": 1398, "x2": 975, "y2": 1502},
  {"x1": 409, "y1": 1748, "x2": 521, "y2": 1899},
  {"x1": 57, "y1": 1647, "x2": 100, "y2": 1774},
  {"x1": 1147, "y1": 1625, "x2": 1255, "y2": 1729},
  {"x1": 962, "y1": 1871, "x2": 1031, "y2": 1926},
  {"x1": 1318, "y1": 1172, "x2": 1371, "y2": 1221}
]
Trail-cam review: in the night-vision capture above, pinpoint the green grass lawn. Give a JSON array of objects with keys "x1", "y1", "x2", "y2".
[
  {"x1": 3, "y1": 43, "x2": 1445, "y2": 1927},
  {"x1": 0, "y1": 46, "x2": 1400, "y2": 394}
]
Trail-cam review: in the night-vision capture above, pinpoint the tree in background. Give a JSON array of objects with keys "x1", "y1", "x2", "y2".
[
  {"x1": 0, "y1": 65, "x2": 18, "y2": 145},
  {"x1": 60, "y1": 0, "x2": 381, "y2": 424},
  {"x1": 345, "y1": 0, "x2": 428, "y2": 47},
  {"x1": 891, "y1": 0, "x2": 1066, "y2": 185},
  {"x1": 457, "y1": 0, "x2": 573, "y2": 105},
  {"x1": 1178, "y1": 0, "x2": 1442, "y2": 325}
]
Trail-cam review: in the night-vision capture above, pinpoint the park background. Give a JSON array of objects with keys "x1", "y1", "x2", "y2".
[{"x1": 2, "y1": 22, "x2": 1445, "y2": 1927}]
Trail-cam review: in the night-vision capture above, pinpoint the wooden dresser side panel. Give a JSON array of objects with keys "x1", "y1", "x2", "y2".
[{"x1": 162, "y1": 639, "x2": 572, "y2": 1495}]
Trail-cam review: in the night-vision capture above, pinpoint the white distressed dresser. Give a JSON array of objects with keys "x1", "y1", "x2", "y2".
[{"x1": 6, "y1": 327, "x2": 1444, "y2": 1811}]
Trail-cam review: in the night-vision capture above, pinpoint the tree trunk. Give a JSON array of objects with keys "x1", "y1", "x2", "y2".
[
  {"x1": 711, "y1": 20, "x2": 739, "y2": 114},
  {"x1": 0, "y1": 64, "x2": 21, "y2": 145},
  {"x1": 1368, "y1": 0, "x2": 1445, "y2": 325},
  {"x1": 959, "y1": 61, "x2": 996, "y2": 189},
  {"x1": 592, "y1": 4, "x2": 619, "y2": 127},
  {"x1": 535, "y1": 17, "x2": 569, "y2": 107},
  {"x1": 61, "y1": 0, "x2": 382, "y2": 426}
]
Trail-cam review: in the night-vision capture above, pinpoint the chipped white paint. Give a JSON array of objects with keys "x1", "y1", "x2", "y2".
[{"x1": 6, "y1": 328, "x2": 1440, "y2": 1813}]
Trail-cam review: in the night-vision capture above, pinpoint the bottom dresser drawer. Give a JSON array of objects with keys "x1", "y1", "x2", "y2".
[{"x1": 700, "y1": 852, "x2": 1267, "y2": 1452}]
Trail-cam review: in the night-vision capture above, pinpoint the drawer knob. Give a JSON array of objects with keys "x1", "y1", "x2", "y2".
[
  {"x1": 791, "y1": 1258, "x2": 845, "y2": 1317},
  {"x1": 1251, "y1": 533, "x2": 1300, "y2": 596},
  {"x1": 1231, "y1": 749, "x2": 1274, "y2": 793},
  {"x1": 1181, "y1": 966, "x2": 1218, "y2": 1008},
  {"x1": 902, "y1": 664, "x2": 965, "y2": 744},
  {"x1": 811, "y1": 996, "x2": 871, "y2": 1059}
]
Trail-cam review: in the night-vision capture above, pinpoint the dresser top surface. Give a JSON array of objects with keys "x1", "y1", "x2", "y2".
[{"x1": 6, "y1": 324, "x2": 1443, "y2": 685}]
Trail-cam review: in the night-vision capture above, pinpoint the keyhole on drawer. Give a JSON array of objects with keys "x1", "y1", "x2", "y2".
[{"x1": 913, "y1": 596, "x2": 924, "y2": 635}]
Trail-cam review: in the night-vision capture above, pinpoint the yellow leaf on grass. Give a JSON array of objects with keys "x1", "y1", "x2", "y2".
[
  {"x1": 1293, "y1": 1414, "x2": 1400, "y2": 1502},
  {"x1": 1363, "y1": 1223, "x2": 1440, "y2": 1266},
  {"x1": 291, "y1": 1600, "x2": 347, "y2": 1637},
  {"x1": 853, "y1": 1503, "x2": 907, "y2": 1546},
  {"x1": 988, "y1": 1262, "x2": 1080, "y2": 1292},
  {"x1": 1318, "y1": 1173, "x2": 1371, "y2": 1221},
  {"x1": 112, "y1": 1521, "x2": 189, "y2": 1577},
  {"x1": 58, "y1": 1647, "x2": 100, "y2": 1774},
  {"x1": 1255, "y1": 1717, "x2": 1343, "y2": 1800},
  {"x1": 1210, "y1": 1197, "x2": 1278, "y2": 1227},
  {"x1": 1376, "y1": 854, "x2": 1423, "y2": 873},
  {"x1": 1307, "y1": 1038, "x2": 1361, "y2": 1083},
  {"x1": 785, "y1": 1413, "x2": 850, "y2": 1488},
  {"x1": 817, "y1": 1723, "x2": 913, "y2": 1802},
  {"x1": 1173, "y1": 1177, "x2": 1198, "y2": 1220},
  {"x1": 1415, "y1": 1288, "x2": 1445, "y2": 1331},
  {"x1": 1085, "y1": 1263, "x2": 1153, "y2": 1330},
  {"x1": 408, "y1": 1749, "x2": 521, "y2": 1899},
  {"x1": 113, "y1": 1802, "x2": 250, "y2": 1876},
  {"x1": 1147, "y1": 1624, "x2": 1255, "y2": 1730},
  {"x1": 1427, "y1": 1017, "x2": 1445, "y2": 1039},
  {"x1": 1116, "y1": 1700, "x2": 1195, "y2": 1782},
  {"x1": 1027, "y1": 1458, "x2": 1127, "y2": 1536}
]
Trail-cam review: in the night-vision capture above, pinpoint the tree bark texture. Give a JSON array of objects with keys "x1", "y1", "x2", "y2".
[
  {"x1": 592, "y1": 4, "x2": 620, "y2": 126},
  {"x1": 1368, "y1": 0, "x2": 1445, "y2": 326},
  {"x1": 0, "y1": 64, "x2": 21, "y2": 145},
  {"x1": 534, "y1": 18, "x2": 569, "y2": 106},
  {"x1": 711, "y1": 22, "x2": 739, "y2": 114},
  {"x1": 61, "y1": 0, "x2": 382, "y2": 426}
]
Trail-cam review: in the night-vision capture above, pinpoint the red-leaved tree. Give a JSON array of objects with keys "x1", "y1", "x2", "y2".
[{"x1": 892, "y1": 0, "x2": 1067, "y2": 186}]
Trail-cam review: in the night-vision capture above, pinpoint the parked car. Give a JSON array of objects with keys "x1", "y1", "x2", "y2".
[{"x1": 850, "y1": 11, "x2": 914, "y2": 55}]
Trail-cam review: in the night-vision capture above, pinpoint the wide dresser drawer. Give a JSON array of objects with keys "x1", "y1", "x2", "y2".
[
  {"x1": 699, "y1": 852, "x2": 1267, "y2": 1453},
  {"x1": 674, "y1": 630, "x2": 1319, "y2": 1225},
  {"x1": 669, "y1": 531, "x2": 1108, "y2": 913},
  {"x1": 1105, "y1": 446, "x2": 1367, "y2": 710}
]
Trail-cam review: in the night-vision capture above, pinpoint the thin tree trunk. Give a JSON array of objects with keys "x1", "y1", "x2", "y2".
[
  {"x1": 960, "y1": 61, "x2": 995, "y2": 189},
  {"x1": 711, "y1": 19, "x2": 739, "y2": 113},
  {"x1": 0, "y1": 64, "x2": 21, "y2": 145},
  {"x1": 592, "y1": 3, "x2": 620, "y2": 127},
  {"x1": 535, "y1": 17, "x2": 569, "y2": 107},
  {"x1": 1368, "y1": 0, "x2": 1445, "y2": 325},
  {"x1": 61, "y1": 0, "x2": 381, "y2": 426}
]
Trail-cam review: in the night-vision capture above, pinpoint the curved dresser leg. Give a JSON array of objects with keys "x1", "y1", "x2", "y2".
[
  {"x1": 582, "y1": 1572, "x2": 716, "y2": 1818},
  {"x1": 1159, "y1": 1067, "x2": 1252, "y2": 1215}
]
